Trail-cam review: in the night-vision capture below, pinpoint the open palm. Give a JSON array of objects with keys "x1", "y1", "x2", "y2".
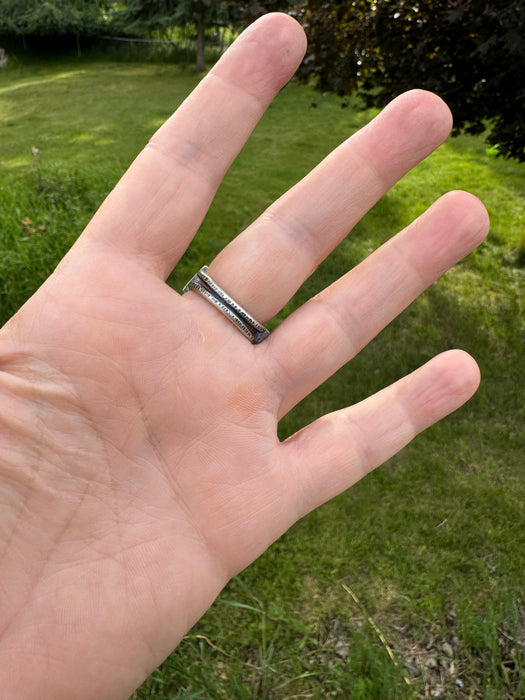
[{"x1": 0, "y1": 14, "x2": 488, "y2": 700}]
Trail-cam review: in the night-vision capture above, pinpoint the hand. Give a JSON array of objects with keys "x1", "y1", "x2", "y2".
[{"x1": 0, "y1": 13, "x2": 488, "y2": 700}]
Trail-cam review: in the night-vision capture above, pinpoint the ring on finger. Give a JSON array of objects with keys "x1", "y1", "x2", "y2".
[{"x1": 183, "y1": 266, "x2": 270, "y2": 344}]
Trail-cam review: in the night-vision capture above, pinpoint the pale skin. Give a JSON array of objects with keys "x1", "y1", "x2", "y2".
[{"x1": 0, "y1": 13, "x2": 489, "y2": 700}]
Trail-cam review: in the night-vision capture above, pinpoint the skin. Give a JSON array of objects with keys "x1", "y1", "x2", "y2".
[{"x1": 0, "y1": 13, "x2": 489, "y2": 700}]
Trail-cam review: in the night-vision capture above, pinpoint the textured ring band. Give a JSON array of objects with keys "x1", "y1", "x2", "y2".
[{"x1": 183, "y1": 266, "x2": 270, "y2": 344}]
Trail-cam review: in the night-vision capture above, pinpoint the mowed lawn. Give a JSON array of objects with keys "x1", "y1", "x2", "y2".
[{"x1": 0, "y1": 55, "x2": 524, "y2": 699}]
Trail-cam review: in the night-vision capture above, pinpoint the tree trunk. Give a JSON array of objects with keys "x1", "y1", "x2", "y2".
[{"x1": 195, "y1": 10, "x2": 205, "y2": 72}]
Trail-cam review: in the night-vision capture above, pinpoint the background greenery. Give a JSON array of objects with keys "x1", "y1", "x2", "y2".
[
  {"x1": 0, "y1": 54, "x2": 524, "y2": 698},
  {"x1": 300, "y1": 0, "x2": 525, "y2": 161},
  {"x1": 2, "y1": 2, "x2": 524, "y2": 159}
]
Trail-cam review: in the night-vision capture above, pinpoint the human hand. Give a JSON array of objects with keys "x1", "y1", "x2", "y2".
[{"x1": 0, "y1": 13, "x2": 488, "y2": 700}]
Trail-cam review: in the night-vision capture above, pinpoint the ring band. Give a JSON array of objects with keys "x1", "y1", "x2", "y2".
[{"x1": 183, "y1": 266, "x2": 270, "y2": 344}]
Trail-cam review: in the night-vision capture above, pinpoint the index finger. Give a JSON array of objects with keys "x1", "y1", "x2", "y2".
[{"x1": 79, "y1": 14, "x2": 307, "y2": 277}]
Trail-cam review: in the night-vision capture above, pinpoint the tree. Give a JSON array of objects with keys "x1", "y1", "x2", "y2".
[
  {"x1": 300, "y1": 0, "x2": 525, "y2": 161},
  {"x1": 117, "y1": 0, "x2": 234, "y2": 71},
  {"x1": 114, "y1": 1, "x2": 295, "y2": 71},
  {"x1": 0, "y1": 0, "x2": 107, "y2": 53},
  {"x1": 173, "y1": 0, "x2": 230, "y2": 71}
]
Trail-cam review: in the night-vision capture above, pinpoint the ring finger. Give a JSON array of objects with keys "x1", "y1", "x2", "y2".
[{"x1": 270, "y1": 189, "x2": 489, "y2": 417}]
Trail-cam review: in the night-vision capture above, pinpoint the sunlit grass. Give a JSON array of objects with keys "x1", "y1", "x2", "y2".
[{"x1": 0, "y1": 55, "x2": 524, "y2": 698}]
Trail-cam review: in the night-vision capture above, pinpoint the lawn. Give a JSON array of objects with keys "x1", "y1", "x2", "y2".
[{"x1": 0, "y1": 54, "x2": 524, "y2": 699}]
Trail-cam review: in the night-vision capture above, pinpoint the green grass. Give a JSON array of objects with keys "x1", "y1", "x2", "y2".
[{"x1": 0, "y1": 54, "x2": 524, "y2": 699}]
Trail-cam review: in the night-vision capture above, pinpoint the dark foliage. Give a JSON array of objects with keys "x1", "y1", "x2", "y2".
[
  {"x1": 0, "y1": 0, "x2": 105, "y2": 38},
  {"x1": 300, "y1": 0, "x2": 525, "y2": 161}
]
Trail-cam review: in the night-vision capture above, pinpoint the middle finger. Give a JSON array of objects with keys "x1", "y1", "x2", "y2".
[{"x1": 206, "y1": 90, "x2": 453, "y2": 322}]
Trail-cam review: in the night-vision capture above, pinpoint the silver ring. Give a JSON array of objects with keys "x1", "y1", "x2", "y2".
[{"x1": 182, "y1": 266, "x2": 270, "y2": 344}]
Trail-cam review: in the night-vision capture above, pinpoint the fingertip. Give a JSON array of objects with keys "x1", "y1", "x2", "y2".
[
  {"x1": 408, "y1": 190, "x2": 490, "y2": 271},
  {"x1": 254, "y1": 11, "x2": 308, "y2": 73},
  {"x1": 428, "y1": 349, "x2": 481, "y2": 411},
  {"x1": 444, "y1": 190, "x2": 490, "y2": 246},
  {"x1": 215, "y1": 13, "x2": 307, "y2": 98},
  {"x1": 401, "y1": 89, "x2": 454, "y2": 135},
  {"x1": 253, "y1": 12, "x2": 308, "y2": 57},
  {"x1": 382, "y1": 89, "x2": 453, "y2": 153}
]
